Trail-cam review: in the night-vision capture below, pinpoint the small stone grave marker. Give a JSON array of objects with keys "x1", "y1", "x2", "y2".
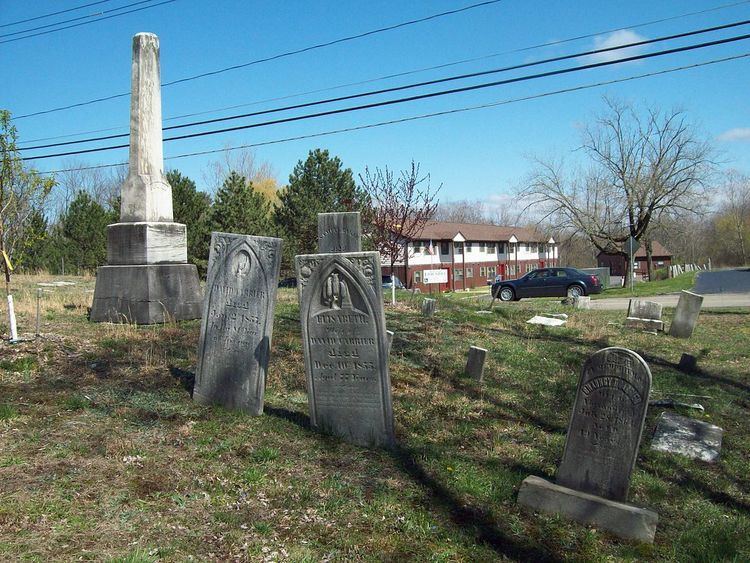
[
  {"x1": 625, "y1": 299, "x2": 664, "y2": 331},
  {"x1": 518, "y1": 347, "x2": 658, "y2": 542},
  {"x1": 194, "y1": 233, "x2": 282, "y2": 415},
  {"x1": 421, "y1": 298, "x2": 436, "y2": 317},
  {"x1": 465, "y1": 346, "x2": 487, "y2": 381},
  {"x1": 669, "y1": 290, "x2": 703, "y2": 338},
  {"x1": 317, "y1": 212, "x2": 361, "y2": 253},
  {"x1": 651, "y1": 411, "x2": 723, "y2": 462},
  {"x1": 296, "y1": 251, "x2": 395, "y2": 448}
]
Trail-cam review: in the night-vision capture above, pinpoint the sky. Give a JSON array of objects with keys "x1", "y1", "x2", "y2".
[{"x1": 4, "y1": 0, "x2": 750, "y2": 213}]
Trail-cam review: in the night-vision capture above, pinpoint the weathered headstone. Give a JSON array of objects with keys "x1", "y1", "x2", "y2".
[
  {"x1": 625, "y1": 299, "x2": 664, "y2": 331},
  {"x1": 573, "y1": 295, "x2": 591, "y2": 310},
  {"x1": 90, "y1": 33, "x2": 202, "y2": 324},
  {"x1": 518, "y1": 347, "x2": 658, "y2": 542},
  {"x1": 421, "y1": 298, "x2": 437, "y2": 317},
  {"x1": 669, "y1": 290, "x2": 703, "y2": 338},
  {"x1": 317, "y1": 212, "x2": 361, "y2": 253},
  {"x1": 651, "y1": 411, "x2": 723, "y2": 463},
  {"x1": 465, "y1": 346, "x2": 487, "y2": 381},
  {"x1": 193, "y1": 233, "x2": 282, "y2": 415},
  {"x1": 296, "y1": 251, "x2": 395, "y2": 448}
]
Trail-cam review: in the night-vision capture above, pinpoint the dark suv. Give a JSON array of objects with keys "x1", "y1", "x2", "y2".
[{"x1": 491, "y1": 268, "x2": 602, "y2": 301}]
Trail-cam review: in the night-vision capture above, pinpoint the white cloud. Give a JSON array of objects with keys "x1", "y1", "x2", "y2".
[
  {"x1": 717, "y1": 128, "x2": 750, "y2": 142},
  {"x1": 583, "y1": 29, "x2": 647, "y2": 64}
]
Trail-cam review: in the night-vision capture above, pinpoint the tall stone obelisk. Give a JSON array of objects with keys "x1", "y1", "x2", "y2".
[{"x1": 90, "y1": 33, "x2": 202, "y2": 324}]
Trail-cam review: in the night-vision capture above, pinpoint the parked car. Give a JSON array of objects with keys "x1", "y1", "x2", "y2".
[
  {"x1": 381, "y1": 275, "x2": 405, "y2": 290},
  {"x1": 490, "y1": 268, "x2": 602, "y2": 301},
  {"x1": 278, "y1": 277, "x2": 297, "y2": 288}
]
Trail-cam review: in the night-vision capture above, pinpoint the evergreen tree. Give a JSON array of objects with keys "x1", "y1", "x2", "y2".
[
  {"x1": 167, "y1": 170, "x2": 212, "y2": 273},
  {"x1": 273, "y1": 149, "x2": 368, "y2": 264},
  {"x1": 61, "y1": 190, "x2": 112, "y2": 273},
  {"x1": 210, "y1": 171, "x2": 272, "y2": 237}
]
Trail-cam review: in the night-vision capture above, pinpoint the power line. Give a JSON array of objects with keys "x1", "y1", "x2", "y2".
[
  {"x1": 0, "y1": 0, "x2": 177, "y2": 45},
  {"x1": 17, "y1": 0, "x2": 750, "y2": 144},
  {"x1": 19, "y1": 18, "x2": 750, "y2": 151},
  {"x1": 36, "y1": 52, "x2": 750, "y2": 175},
  {"x1": 0, "y1": 0, "x2": 115, "y2": 28},
  {"x1": 21, "y1": 31, "x2": 750, "y2": 160},
  {"x1": 12, "y1": 0, "x2": 504, "y2": 119},
  {"x1": 0, "y1": 0, "x2": 160, "y2": 39}
]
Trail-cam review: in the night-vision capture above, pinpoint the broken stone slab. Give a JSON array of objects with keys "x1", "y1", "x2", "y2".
[
  {"x1": 649, "y1": 399, "x2": 704, "y2": 412},
  {"x1": 541, "y1": 313, "x2": 568, "y2": 320},
  {"x1": 465, "y1": 346, "x2": 487, "y2": 381},
  {"x1": 651, "y1": 411, "x2": 723, "y2": 463},
  {"x1": 526, "y1": 315, "x2": 566, "y2": 327},
  {"x1": 517, "y1": 476, "x2": 658, "y2": 543},
  {"x1": 628, "y1": 299, "x2": 663, "y2": 321},
  {"x1": 669, "y1": 290, "x2": 704, "y2": 338},
  {"x1": 624, "y1": 317, "x2": 665, "y2": 331}
]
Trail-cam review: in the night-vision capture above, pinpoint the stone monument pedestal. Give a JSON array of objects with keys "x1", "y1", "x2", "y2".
[
  {"x1": 90, "y1": 263, "x2": 202, "y2": 324},
  {"x1": 518, "y1": 476, "x2": 658, "y2": 543}
]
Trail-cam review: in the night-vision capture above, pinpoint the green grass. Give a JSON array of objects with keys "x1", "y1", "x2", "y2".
[
  {"x1": 595, "y1": 271, "x2": 698, "y2": 298},
  {"x1": 0, "y1": 276, "x2": 747, "y2": 560}
]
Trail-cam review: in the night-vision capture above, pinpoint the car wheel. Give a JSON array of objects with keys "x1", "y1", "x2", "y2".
[
  {"x1": 567, "y1": 285, "x2": 584, "y2": 298},
  {"x1": 499, "y1": 287, "x2": 514, "y2": 301}
]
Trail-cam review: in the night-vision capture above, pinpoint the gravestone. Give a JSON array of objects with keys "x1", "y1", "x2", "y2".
[
  {"x1": 317, "y1": 212, "x2": 361, "y2": 253},
  {"x1": 465, "y1": 346, "x2": 487, "y2": 381},
  {"x1": 669, "y1": 290, "x2": 704, "y2": 338},
  {"x1": 573, "y1": 295, "x2": 591, "y2": 310},
  {"x1": 421, "y1": 298, "x2": 437, "y2": 317},
  {"x1": 518, "y1": 347, "x2": 658, "y2": 542},
  {"x1": 90, "y1": 33, "x2": 202, "y2": 324},
  {"x1": 193, "y1": 233, "x2": 282, "y2": 415},
  {"x1": 677, "y1": 353, "x2": 698, "y2": 372},
  {"x1": 296, "y1": 251, "x2": 395, "y2": 448},
  {"x1": 651, "y1": 412, "x2": 723, "y2": 463},
  {"x1": 625, "y1": 299, "x2": 664, "y2": 331}
]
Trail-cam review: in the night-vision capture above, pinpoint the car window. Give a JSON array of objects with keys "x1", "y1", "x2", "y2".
[
  {"x1": 525, "y1": 271, "x2": 537, "y2": 280},
  {"x1": 554, "y1": 270, "x2": 568, "y2": 278},
  {"x1": 537, "y1": 269, "x2": 551, "y2": 278}
]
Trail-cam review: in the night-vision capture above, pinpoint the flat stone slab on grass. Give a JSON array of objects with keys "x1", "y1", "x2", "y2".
[
  {"x1": 518, "y1": 476, "x2": 658, "y2": 543},
  {"x1": 624, "y1": 317, "x2": 664, "y2": 331},
  {"x1": 527, "y1": 315, "x2": 566, "y2": 327},
  {"x1": 651, "y1": 411, "x2": 723, "y2": 462}
]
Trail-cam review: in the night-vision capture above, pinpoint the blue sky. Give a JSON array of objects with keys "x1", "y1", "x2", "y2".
[{"x1": 4, "y1": 0, "x2": 750, "y2": 210}]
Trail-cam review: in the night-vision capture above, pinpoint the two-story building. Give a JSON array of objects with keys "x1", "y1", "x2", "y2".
[{"x1": 381, "y1": 221, "x2": 558, "y2": 291}]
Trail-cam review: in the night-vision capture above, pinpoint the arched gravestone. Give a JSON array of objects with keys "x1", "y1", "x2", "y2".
[
  {"x1": 194, "y1": 233, "x2": 282, "y2": 415},
  {"x1": 295, "y1": 251, "x2": 395, "y2": 448},
  {"x1": 556, "y1": 347, "x2": 652, "y2": 502},
  {"x1": 317, "y1": 212, "x2": 362, "y2": 253}
]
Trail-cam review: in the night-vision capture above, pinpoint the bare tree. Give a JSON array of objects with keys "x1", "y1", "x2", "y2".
[
  {"x1": 712, "y1": 171, "x2": 750, "y2": 265},
  {"x1": 360, "y1": 161, "x2": 440, "y2": 279},
  {"x1": 433, "y1": 199, "x2": 489, "y2": 223},
  {"x1": 0, "y1": 111, "x2": 55, "y2": 293},
  {"x1": 202, "y1": 146, "x2": 278, "y2": 200},
  {"x1": 520, "y1": 97, "x2": 714, "y2": 283},
  {"x1": 51, "y1": 160, "x2": 124, "y2": 219}
]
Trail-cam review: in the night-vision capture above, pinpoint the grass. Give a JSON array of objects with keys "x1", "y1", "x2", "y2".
[
  {"x1": 0, "y1": 274, "x2": 748, "y2": 561},
  {"x1": 594, "y1": 271, "x2": 698, "y2": 298}
]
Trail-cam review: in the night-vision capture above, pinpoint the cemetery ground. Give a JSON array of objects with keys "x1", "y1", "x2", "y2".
[{"x1": 1, "y1": 276, "x2": 748, "y2": 561}]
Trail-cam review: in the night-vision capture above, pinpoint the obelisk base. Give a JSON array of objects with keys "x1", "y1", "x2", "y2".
[{"x1": 90, "y1": 263, "x2": 202, "y2": 324}]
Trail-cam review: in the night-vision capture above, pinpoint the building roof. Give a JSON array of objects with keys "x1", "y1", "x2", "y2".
[
  {"x1": 597, "y1": 240, "x2": 672, "y2": 258},
  {"x1": 412, "y1": 221, "x2": 548, "y2": 243}
]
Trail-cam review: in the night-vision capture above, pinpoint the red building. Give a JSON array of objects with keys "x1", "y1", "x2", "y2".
[
  {"x1": 597, "y1": 241, "x2": 673, "y2": 279},
  {"x1": 380, "y1": 221, "x2": 557, "y2": 291}
]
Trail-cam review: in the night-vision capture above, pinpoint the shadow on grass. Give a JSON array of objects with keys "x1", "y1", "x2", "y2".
[{"x1": 264, "y1": 404, "x2": 560, "y2": 562}]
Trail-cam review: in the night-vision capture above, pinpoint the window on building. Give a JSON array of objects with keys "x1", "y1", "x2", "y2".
[
  {"x1": 488, "y1": 266, "x2": 496, "y2": 278},
  {"x1": 486, "y1": 243, "x2": 495, "y2": 253},
  {"x1": 498, "y1": 242, "x2": 506, "y2": 254},
  {"x1": 414, "y1": 240, "x2": 424, "y2": 252},
  {"x1": 454, "y1": 242, "x2": 463, "y2": 255},
  {"x1": 465, "y1": 242, "x2": 473, "y2": 252},
  {"x1": 414, "y1": 270, "x2": 422, "y2": 284},
  {"x1": 507, "y1": 264, "x2": 516, "y2": 276},
  {"x1": 525, "y1": 263, "x2": 537, "y2": 272},
  {"x1": 479, "y1": 266, "x2": 487, "y2": 277},
  {"x1": 478, "y1": 242, "x2": 486, "y2": 251},
  {"x1": 440, "y1": 241, "x2": 450, "y2": 255},
  {"x1": 454, "y1": 268, "x2": 464, "y2": 280},
  {"x1": 466, "y1": 267, "x2": 474, "y2": 278}
]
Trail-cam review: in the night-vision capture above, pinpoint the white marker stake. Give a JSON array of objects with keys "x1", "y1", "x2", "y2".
[
  {"x1": 7, "y1": 294, "x2": 18, "y2": 342},
  {"x1": 391, "y1": 274, "x2": 396, "y2": 305}
]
